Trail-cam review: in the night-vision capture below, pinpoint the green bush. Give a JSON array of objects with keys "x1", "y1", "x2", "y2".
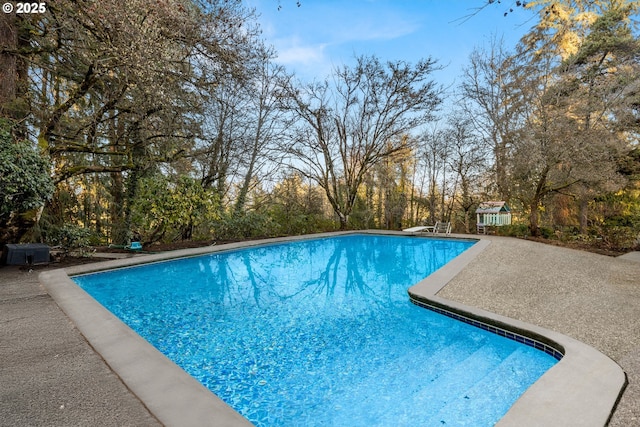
[
  {"x1": 538, "y1": 226, "x2": 556, "y2": 239},
  {"x1": 0, "y1": 119, "x2": 54, "y2": 242},
  {"x1": 286, "y1": 213, "x2": 335, "y2": 235},
  {"x1": 214, "y1": 211, "x2": 275, "y2": 240},
  {"x1": 131, "y1": 175, "x2": 220, "y2": 243},
  {"x1": 494, "y1": 224, "x2": 529, "y2": 237},
  {"x1": 599, "y1": 225, "x2": 640, "y2": 251},
  {"x1": 45, "y1": 223, "x2": 94, "y2": 255},
  {"x1": 267, "y1": 201, "x2": 336, "y2": 235}
]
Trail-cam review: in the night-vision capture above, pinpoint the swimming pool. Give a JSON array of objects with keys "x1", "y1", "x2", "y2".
[{"x1": 73, "y1": 234, "x2": 558, "y2": 426}]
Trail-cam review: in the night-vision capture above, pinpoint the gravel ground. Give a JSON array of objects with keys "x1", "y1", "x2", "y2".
[{"x1": 1, "y1": 265, "x2": 161, "y2": 427}]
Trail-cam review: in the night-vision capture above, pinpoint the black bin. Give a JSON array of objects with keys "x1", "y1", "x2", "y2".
[{"x1": 1, "y1": 243, "x2": 50, "y2": 266}]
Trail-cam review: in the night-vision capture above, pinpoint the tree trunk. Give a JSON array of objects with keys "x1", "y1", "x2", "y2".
[
  {"x1": 529, "y1": 199, "x2": 541, "y2": 237},
  {"x1": 495, "y1": 141, "x2": 510, "y2": 201},
  {"x1": 0, "y1": 14, "x2": 18, "y2": 118},
  {"x1": 234, "y1": 134, "x2": 260, "y2": 215},
  {"x1": 529, "y1": 167, "x2": 549, "y2": 237},
  {"x1": 0, "y1": 14, "x2": 29, "y2": 137},
  {"x1": 338, "y1": 213, "x2": 348, "y2": 230},
  {"x1": 110, "y1": 172, "x2": 127, "y2": 244},
  {"x1": 121, "y1": 129, "x2": 146, "y2": 243},
  {"x1": 579, "y1": 197, "x2": 589, "y2": 234}
]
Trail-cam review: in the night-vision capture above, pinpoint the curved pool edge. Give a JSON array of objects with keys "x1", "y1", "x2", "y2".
[
  {"x1": 39, "y1": 231, "x2": 627, "y2": 427},
  {"x1": 40, "y1": 267, "x2": 253, "y2": 427},
  {"x1": 407, "y1": 234, "x2": 627, "y2": 427}
]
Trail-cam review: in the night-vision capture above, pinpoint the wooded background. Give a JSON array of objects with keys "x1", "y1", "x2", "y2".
[{"x1": 1, "y1": 0, "x2": 639, "y2": 252}]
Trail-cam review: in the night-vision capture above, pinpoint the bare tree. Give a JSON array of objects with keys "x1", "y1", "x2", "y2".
[
  {"x1": 444, "y1": 117, "x2": 487, "y2": 233},
  {"x1": 282, "y1": 55, "x2": 442, "y2": 229},
  {"x1": 458, "y1": 37, "x2": 529, "y2": 201},
  {"x1": 197, "y1": 77, "x2": 250, "y2": 201},
  {"x1": 418, "y1": 127, "x2": 450, "y2": 225},
  {"x1": 371, "y1": 146, "x2": 413, "y2": 229},
  {"x1": 195, "y1": 50, "x2": 289, "y2": 213},
  {"x1": 234, "y1": 60, "x2": 291, "y2": 215}
]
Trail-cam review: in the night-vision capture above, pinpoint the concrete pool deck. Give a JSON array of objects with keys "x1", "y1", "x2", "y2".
[{"x1": 1, "y1": 232, "x2": 638, "y2": 426}]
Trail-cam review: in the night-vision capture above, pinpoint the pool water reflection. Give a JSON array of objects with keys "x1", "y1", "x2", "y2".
[{"x1": 74, "y1": 234, "x2": 557, "y2": 426}]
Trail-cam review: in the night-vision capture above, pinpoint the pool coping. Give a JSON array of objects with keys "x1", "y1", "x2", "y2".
[
  {"x1": 403, "y1": 233, "x2": 627, "y2": 427},
  {"x1": 38, "y1": 231, "x2": 627, "y2": 427}
]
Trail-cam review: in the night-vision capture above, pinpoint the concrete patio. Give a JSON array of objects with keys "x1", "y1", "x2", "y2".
[{"x1": 1, "y1": 234, "x2": 638, "y2": 426}]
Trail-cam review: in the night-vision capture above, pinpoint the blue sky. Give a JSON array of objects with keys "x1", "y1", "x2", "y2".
[{"x1": 247, "y1": 0, "x2": 537, "y2": 89}]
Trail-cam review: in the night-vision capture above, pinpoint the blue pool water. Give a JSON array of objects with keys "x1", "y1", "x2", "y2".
[{"x1": 74, "y1": 234, "x2": 558, "y2": 426}]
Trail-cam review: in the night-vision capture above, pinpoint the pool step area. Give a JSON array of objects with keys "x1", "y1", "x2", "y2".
[
  {"x1": 410, "y1": 341, "x2": 557, "y2": 427},
  {"x1": 422, "y1": 345, "x2": 555, "y2": 426},
  {"x1": 411, "y1": 298, "x2": 564, "y2": 361},
  {"x1": 312, "y1": 340, "x2": 527, "y2": 427}
]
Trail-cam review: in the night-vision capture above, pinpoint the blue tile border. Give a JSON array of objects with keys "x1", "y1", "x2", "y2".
[{"x1": 410, "y1": 297, "x2": 565, "y2": 361}]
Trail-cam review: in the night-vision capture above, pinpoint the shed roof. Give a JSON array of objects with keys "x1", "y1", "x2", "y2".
[{"x1": 476, "y1": 201, "x2": 510, "y2": 214}]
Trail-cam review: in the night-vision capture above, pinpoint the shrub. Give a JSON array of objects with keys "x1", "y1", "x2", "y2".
[
  {"x1": 131, "y1": 175, "x2": 220, "y2": 243},
  {"x1": 599, "y1": 225, "x2": 640, "y2": 251},
  {"x1": 45, "y1": 223, "x2": 94, "y2": 256},
  {"x1": 214, "y1": 211, "x2": 276, "y2": 240},
  {"x1": 495, "y1": 224, "x2": 529, "y2": 237},
  {"x1": 0, "y1": 119, "x2": 54, "y2": 242},
  {"x1": 538, "y1": 226, "x2": 556, "y2": 239}
]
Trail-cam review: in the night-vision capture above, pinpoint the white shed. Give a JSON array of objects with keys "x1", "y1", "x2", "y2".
[{"x1": 476, "y1": 201, "x2": 511, "y2": 234}]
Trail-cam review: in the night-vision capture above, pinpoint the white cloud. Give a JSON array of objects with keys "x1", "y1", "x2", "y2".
[
  {"x1": 274, "y1": 38, "x2": 328, "y2": 66},
  {"x1": 331, "y1": 14, "x2": 421, "y2": 43}
]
